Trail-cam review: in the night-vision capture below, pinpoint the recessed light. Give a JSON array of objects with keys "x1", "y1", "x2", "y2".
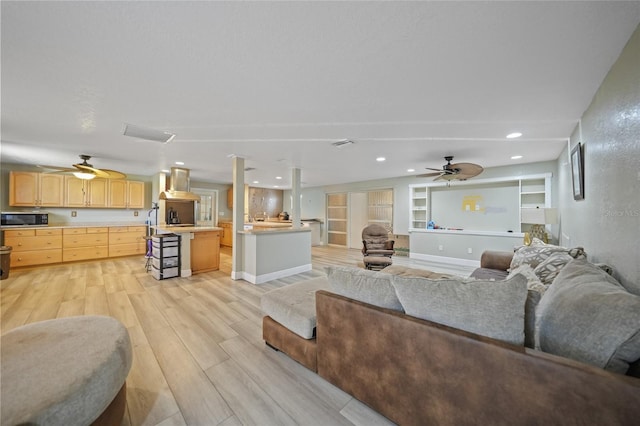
[
  {"x1": 253, "y1": 180, "x2": 259, "y2": 184},
  {"x1": 273, "y1": 185, "x2": 279, "y2": 188},
  {"x1": 407, "y1": 168, "x2": 415, "y2": 173},
  {"x1": 276, "y1": 176, "x2": 282, "y2": 180},
  {"x1": 506, "y1": 132, "x2": 523, "y2": 139},
  {"x1": 511, "y1": 155, "x2": 523, "y2": 160},
  {"x1": 161, "y1": 169, "x2": 170, "y2": 173},
  {"x1": 175, "y1": 161, "x2": 184, "y2": 165},
  {"x1": 376, "y1": 157, "x2": 386, "y2": 162}
]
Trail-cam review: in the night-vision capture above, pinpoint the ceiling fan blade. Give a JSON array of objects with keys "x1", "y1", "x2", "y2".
[
  {"x1": 424, "y1": 167, "x2": 443, "y2": 172},
  {"x1": 417, "y1": 172, "x2": 443, "y2": 178},
  {"x1": 74, "y1": 164, "x2": 127, "y2": 179},
  {"x1": 37, "y1": 164, "x2": 75, "y2": 172},
  {"x1": 98, "y1": 169, "x2": 127, "y2": 179},
  {"x1": 450, "y1": 163, "x2": 483, "y2": 177}
]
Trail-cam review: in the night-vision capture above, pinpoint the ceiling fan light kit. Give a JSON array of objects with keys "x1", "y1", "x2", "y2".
[
  {"x1": 122, "y1": 123, "x2": 176, "y2": 144},
  {"x1": 73, "y1": 171, "x2": 96, "y2": 180}
]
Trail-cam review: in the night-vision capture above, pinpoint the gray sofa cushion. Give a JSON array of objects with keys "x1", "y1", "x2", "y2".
[
  {"x1": 507, "y1": 264, "x2": 548, "y2": 348},
  {"x1": 326, "y1": 266, "x2": 403, "y2": 311},
  {"x1": 260, "y1": 277, "x2": 330, "y2": 339},
  {"x1": 392, "y1": 273, "x2": 528, "y2": 345},
  {"x1": 536, "y1": 258, "x2": 640, "y2": 374}
]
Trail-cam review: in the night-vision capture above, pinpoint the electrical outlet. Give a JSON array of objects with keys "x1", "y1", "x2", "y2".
[
  {"x1": 134, "y1": 211, "x2": 139, "y2": 217},
  {"x1": 467, "y1": 248, "x2": 473, "y2": 254},
  {"x1": 71, "y1": 211, "x2": 77, "y2": 217},
  {"x1": 438, "y1": 245, "x2": 444, "y2": 251},
  {"x1": 219, "y1": 212, "x2": 225, "y2": 216}
]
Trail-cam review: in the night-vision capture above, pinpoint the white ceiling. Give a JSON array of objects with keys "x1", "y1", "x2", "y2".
[{"x1": 2, "y1": 1, "x2": 639, "y2": 188}]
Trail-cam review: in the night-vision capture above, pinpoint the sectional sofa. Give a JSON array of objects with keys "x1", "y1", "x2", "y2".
[{"x1": 261, "y1": 242, "x2": 640, "y2": 425}]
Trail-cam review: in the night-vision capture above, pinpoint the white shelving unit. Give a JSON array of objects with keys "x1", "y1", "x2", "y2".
[
  {"x1": 409, "y1": 173, "x2": 552, "y2": 234},
  {"x1": 410, "y1": 186, "x2": 429, "y2": 229},
  {"x1": 327, "y1": 193, "x2": 347, "y2": 246}
]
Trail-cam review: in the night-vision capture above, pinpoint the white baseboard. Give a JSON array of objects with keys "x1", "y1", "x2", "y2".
[{"x1": 231, "y1": 264, "x2": 313, "y2": 285}]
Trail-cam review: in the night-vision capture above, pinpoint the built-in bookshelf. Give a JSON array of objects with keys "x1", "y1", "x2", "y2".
[{"x1": 327, "y1": 192, "x2": 347, "y2": 246}]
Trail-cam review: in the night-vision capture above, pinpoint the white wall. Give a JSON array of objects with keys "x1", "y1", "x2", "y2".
[
  {"x1": 298, "y1": 161, "x2": 556, "y2": 241},
  {"x1": 556, "y1": 23, "x2": 640, "y2": 294}
]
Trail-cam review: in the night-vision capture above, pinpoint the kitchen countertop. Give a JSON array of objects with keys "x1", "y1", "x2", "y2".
[
  {"x1": 153, "y1": 225, "x2": 222, "y2": 233},
  {"x1": 239, "y1": 227, "x2": 310, "y2": 235},
  {"x1": 1, "y1": 222, "x2": 146, "y2": 230}
]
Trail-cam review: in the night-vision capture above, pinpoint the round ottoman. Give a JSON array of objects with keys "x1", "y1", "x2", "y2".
[{"x1": 1, "y1": 316, "x2": 132, "y2": 426}]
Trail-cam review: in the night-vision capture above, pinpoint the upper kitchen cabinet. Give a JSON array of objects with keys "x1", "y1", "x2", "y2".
[
  {"x1": 109, "y1": 180, "x2": 145, "y2": 209},
  {"x1": 9, "y1": 172, "x2": 64, "y2": 207},
  {"x1": 64, "y1": 176, "x2": 109, "y2": 208}
]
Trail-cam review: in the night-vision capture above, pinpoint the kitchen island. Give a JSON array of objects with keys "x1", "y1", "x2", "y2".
[
  {"x1": 153, "y1": 225, "x2": 222, "y2": 277},
  {"x1": 235, "y1": 226, "x2": 311, "y2": 284}
]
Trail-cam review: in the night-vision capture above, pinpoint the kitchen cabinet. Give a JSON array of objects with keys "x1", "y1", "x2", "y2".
[
  {"x1": 64, "y1": 176, "x2": 109, "y2": 207},
  {"x1": 4, "y1": 228, "x2": 63, "y2": 267},
  {"x1": 190, "y1": 230, "x2": 220, "y2": 274},
  {"x1": 109, "y1": 180, "x2": 145, "y2": 209},
  {"x1": 62, "y1": 227, "x2": 109, "y2": 262},
  {"x1": 9, "y1": 171, "x2": 64, "y2": 207},
  {"x1": 220, "y1": 222, "x2": 233, "y2": 247},
  {"x1": 108, "y1": 226, "x2": 147, "y2": 257}
]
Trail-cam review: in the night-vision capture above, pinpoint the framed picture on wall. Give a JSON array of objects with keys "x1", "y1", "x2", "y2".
[{"x1": 571, "y1": 142, "x2": 584, "y2": 200}]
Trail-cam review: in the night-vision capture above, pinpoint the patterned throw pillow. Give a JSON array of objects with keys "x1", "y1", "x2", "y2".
[
  {"x1": 533, "y1": 252, "x2": 574, "y2": 285},
  {"x1": 510, "y1": 239, "x2": 570, "y2": 270}
]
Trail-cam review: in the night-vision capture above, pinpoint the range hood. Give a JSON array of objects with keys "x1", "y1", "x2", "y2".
[{"x1": 159, "y1": 167, "x2": 201, "y2": 201}]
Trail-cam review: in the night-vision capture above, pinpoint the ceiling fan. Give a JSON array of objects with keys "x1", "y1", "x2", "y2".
[
  {"x1": 40, "y1": 155, "x2": 127, "y2": 180},
  {"x1": 417, "y1": 156, "x2": 483, "y2": 181}
]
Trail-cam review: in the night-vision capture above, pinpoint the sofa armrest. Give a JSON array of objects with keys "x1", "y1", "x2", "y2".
[
  {"x1": 316, "y1": 290, "x2": 640, "y2": 426},
  {"x1": 480, "y1": 250, "x2": 514, "y2": 271}
]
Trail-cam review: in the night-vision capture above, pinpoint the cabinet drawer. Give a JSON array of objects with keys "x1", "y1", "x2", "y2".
[
  {"x1": 5, "y1": 235, "x2": 62, "y2": 251},
  {"x1": 109, "y1": 232, "x2": 144, "y2": 245},
  {"x1": 64, "y1": 233, "x2": 109, "y2": 248},
  {"x1": 63, "y1": 228, "x2": 87, "y2": 235},
  {"x1": 109, "y1": 226, "x2": 129, "y2": 233},
  {"x1": 11, "y1": 249, "x2": 62, "y2": 267},
  {"x1": 109, "y1": 243, "x2": 146, "y2": 257},
  {"x1": 4, "y1": 229, "x2": 35, "y2": 237},
  {"x1": 36, "y1": 228, "x2": 62, "y2": 236},
  {"x1": 63, "y1": 246, "x2": 109, "y2": 262},
  {"x1": 87, "y1": 227, "x2": 109, "y2": 234}
]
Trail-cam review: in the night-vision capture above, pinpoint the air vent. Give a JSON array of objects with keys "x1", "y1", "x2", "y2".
[
  {"x1": 332, "y1": 139, "x2": 354, "y2": 148},
  {"x1": 123, "y1": 123, "x2": 176, "y2": 143}
]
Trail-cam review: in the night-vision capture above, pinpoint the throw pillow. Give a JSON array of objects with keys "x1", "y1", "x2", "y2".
[
  {"x1": 325, "y1": 266, "x2": 403, "y2": 311},
  {"x1": 507, "y1": 264, "x2": 548, "y2": 348},
  {"x1": 510, "y1": 239, "x2": 569, "y2": 270},
  {"x1": 391, "y1": 273, "x2": 528, "y2": 345},
  {"x1": 536, "y1": 258, "x2": 640, "y2": 374},
  {"x1": 533, "y1": 252, "x2": 573, "y2": 285}
]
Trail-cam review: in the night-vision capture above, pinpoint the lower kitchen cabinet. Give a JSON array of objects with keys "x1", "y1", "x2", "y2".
[
  {"x1": 190, "y1": 231, "x2": 220, "y2": 274},
  {"x1": 108, "y1": 226, "x2": 147, "y2": 257},
  {"x1": 220, "y1": 222, "x2": 233, "y2": 247},
  {"x1": 4, "y1": 228, "x2": 63, "y2": 267},
  {"x1": 62, "y1": 227, "x2": 109, "y2": 262}
]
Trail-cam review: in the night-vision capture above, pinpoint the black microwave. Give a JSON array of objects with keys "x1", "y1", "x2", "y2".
[{"x1": 1, "y1": 212, "x2": 49, "y2": 227}]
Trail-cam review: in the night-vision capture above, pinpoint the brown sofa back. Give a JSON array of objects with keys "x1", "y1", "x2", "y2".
[{"x1": 316, "y1": 290, "x2": 640, "y2": 426}]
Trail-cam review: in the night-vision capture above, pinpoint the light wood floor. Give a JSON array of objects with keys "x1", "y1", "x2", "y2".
[{"x1": 0, "y1": 246, "x2": 471, "y2": 426}]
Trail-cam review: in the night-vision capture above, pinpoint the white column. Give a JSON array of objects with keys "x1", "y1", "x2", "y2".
[
  {"x1": 231, "y1": 156, "x2": 245, "y2": 280},
  {"x1": 291, "y1": 168, "x2": 302, "y2": 229}
]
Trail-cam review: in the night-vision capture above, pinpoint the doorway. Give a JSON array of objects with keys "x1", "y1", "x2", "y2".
[{"x1": 193, "y1": 188, "x2": 218, "y2": 227}]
